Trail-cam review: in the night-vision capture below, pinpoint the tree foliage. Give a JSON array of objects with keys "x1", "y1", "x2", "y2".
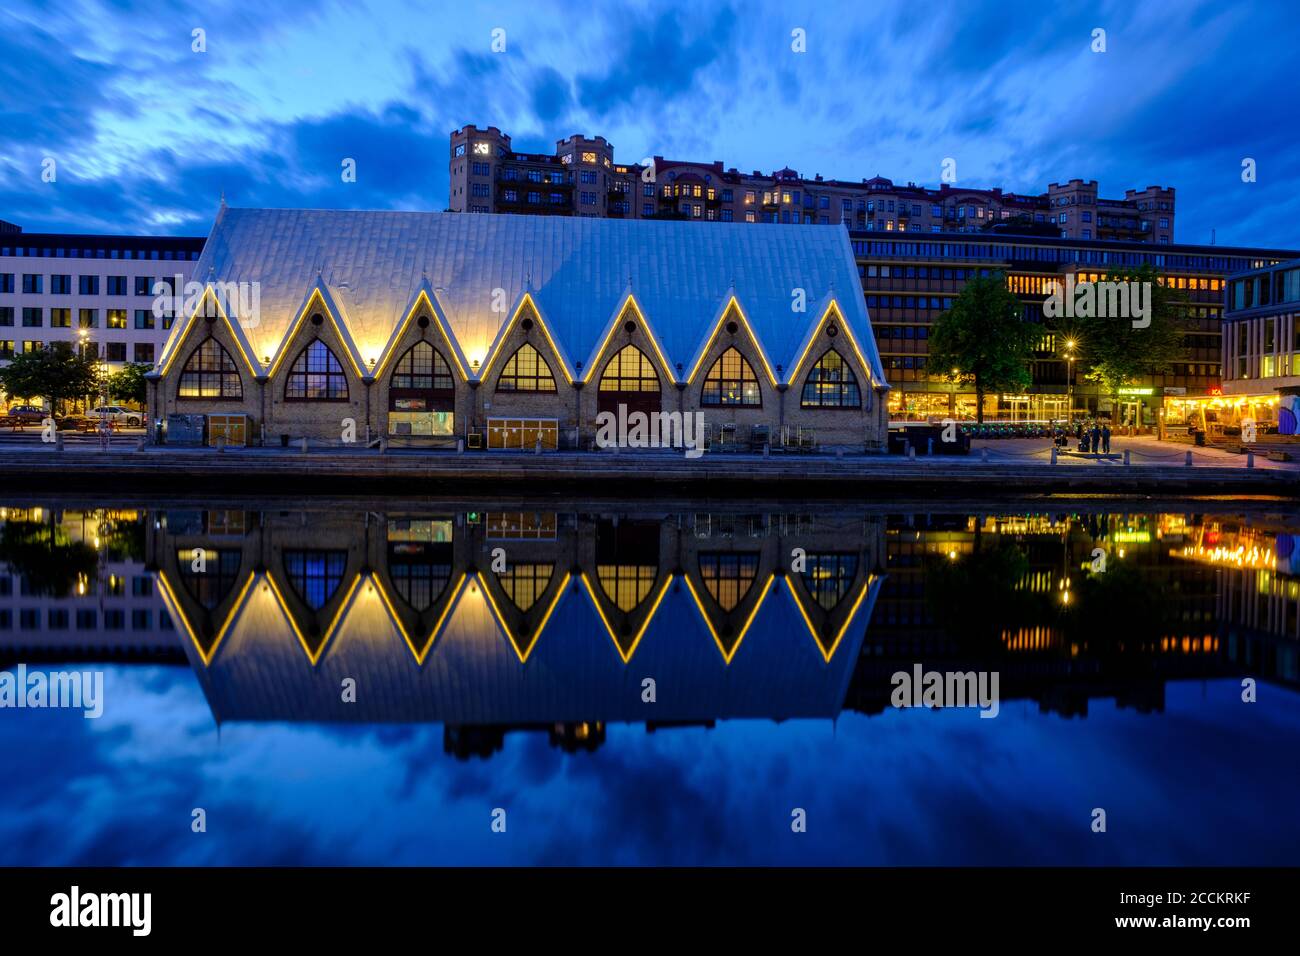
[
  {"x1": 928, "y1": 270, "x2": 1037, "y2": 422},
  {"x1": 0, "y1": 345, "x2": 101, "y2": 412},
  {"x1": 107, "y1": 362, "x2": 151, "y2": 406},
  {"x1": 1067, "y1": 264, "x2": 1184, "y2": 402}
]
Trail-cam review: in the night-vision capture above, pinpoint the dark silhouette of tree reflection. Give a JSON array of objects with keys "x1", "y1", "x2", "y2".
[
  {"x1": 925, "y1": 539, "x2": 1053, "y2": 647},
  {"x1": 0, "y1": 517, "x2": 98, "y2": 597}
]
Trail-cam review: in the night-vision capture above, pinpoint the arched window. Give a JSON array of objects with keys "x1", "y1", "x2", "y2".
[
  {"x1": 702, "y1": 347, "x2": 760, "y2": 406},
  {"x1": 598, "y1": 344, "x2": 660, "y2": 415},
  {"x1": 800, "y1": 350, "x2": 860, "y2": 408},
  {"x1": 802, "y1": 553, "x2": 858, "y2": 611},
  {"x1": 178, "y1": 337, "x2": 242, "y2": 399},
  {"x1": 283, "y1": 550, "x2": 347, "y2": 610},
  {"x1": 699, "y1": 552, "x2": 759, "y2": 611},
  {"x1": 391, "y1": 341, "x2": 453, "y2": 391},
  {"x1": 496, "y1": 343, "x2": 556, "y2": 392},
  {"x1": 388, "y1": 341, "x2": 454, "y2": 436},
  {"x1": 285, "y1": 340, "x2": 348, "y2": 401}
]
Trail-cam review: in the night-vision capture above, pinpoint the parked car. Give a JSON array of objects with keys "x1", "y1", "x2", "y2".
[
  {"x1": 90, "y1": 405, "x2": 143, "y2": 426},
  {"x1": 4, "y1": 404, "x2": 47, "y2": 421}
]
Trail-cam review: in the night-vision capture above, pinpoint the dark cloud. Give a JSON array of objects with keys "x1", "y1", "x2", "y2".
[{"x1": 576, "y1": 6, "x2": 738, "y2": 117}]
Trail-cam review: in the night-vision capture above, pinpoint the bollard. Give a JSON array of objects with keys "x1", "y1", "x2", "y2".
[
  {"x1": 926, "y1": 437, "x2": 933, "y2": 456},
  {"x1": 906, "y1": 444, "x2": 916, "y2": 460},
  {"x1": 55, "y1": 432, "x2": 64, "y2": 452},
  {"x1": 1185, "y1": 450, "x2": 1193, "y2": 467},
  {"x1": 535, "y1": 436, "x2": 542, "y2": 455},
  {"x1": 1050, "y1": 446, "x2": 1058, "y2": 465},
  {"x1": 1247, "y1": 451, "x2": 1254, "y2": 469},
  {"x1": 763, "y1": 443, "x2": 770, "y2": 458},
  {"x1": 136, "y1": 437, "x2": 146, "y2": 452},
  {"x1": 300, "y1": 437, "x2": 308, "y2": 454},
  {"x1": 457, "y1": 438, "x2": 464, "y2": 454},
  {"x1": 1124, "y1": 449, "x2": 1131, "y2": 467},
  {"x1": 216, "y1": 435, "x2": 226, "y2": 454},
  {"x1": 981, "y1": 447, "x2": 988, "y2": 463},
  {"x1": 379, "y1": 437, "x2": 387, "y2": 455}
]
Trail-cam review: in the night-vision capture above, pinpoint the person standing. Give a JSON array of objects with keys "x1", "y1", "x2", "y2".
[
  {"x1": 1102, "y1": 423, "x2": 1111, "y2": 454},
  {"x1": 1091, "y1": 421, "x2": 1101, "y2": 455}
]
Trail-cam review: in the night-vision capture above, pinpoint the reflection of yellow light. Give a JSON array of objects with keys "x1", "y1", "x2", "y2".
[
  {"x1": 682, "y1": 571, "x2": 775, "y2": 664},
  {"x1": 785, "y1": 574, "x2": 874, "y2": 663},
  {"x1": 479, "y1": 570, "x2": 569, "y2": 663},
  {"x1": 1060, "y1": 589, "x2": 1072, "y2": 605},
  {"x1": 947, "y1": 550, "x2": 957, "y2": 560},
  {"x1": 580, "y1": 571, "x2": 670, "y2": 663}
]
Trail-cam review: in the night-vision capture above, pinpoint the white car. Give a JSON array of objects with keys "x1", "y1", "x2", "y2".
[{"x1": 91, "y1": 405, "x2": 143, "y2": 426}]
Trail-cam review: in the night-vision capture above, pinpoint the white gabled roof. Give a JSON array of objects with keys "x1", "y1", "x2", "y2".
[{"x1": 158, "y1": 206, "x2": 886, "y2": 387}]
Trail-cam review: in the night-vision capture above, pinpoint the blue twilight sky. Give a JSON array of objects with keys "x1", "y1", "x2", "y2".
[{"x1": 1, "y1": 0, "x2": 1297, "y2": 247}]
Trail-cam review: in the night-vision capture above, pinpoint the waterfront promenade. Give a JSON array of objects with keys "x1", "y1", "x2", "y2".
[{"x1": 0, "y1": 433, "x2": 1294, "y2": 496}]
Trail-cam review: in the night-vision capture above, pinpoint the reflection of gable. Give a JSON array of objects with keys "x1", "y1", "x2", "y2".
[{"x1": 193, "y1": 566, "x2": 880, "y2": 725}]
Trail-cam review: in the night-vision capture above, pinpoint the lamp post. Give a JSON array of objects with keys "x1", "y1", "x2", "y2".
[{"x1": 1064, "y1": 339, "x2": 1076, "y2": 426}]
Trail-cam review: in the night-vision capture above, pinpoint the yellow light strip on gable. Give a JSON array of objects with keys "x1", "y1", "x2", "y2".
[
  {"x1": 477, "y1": 569, "x2": 571, "y2": 663},
  {"x1": 783, "y1": 574, "x2": 873, "y2": 663},
  {"x1": 260, "y1": 570, "x2": 316, "y2": 665},
  {"x1": 683, "y1": 297, "x2": 778, "y2": 388},
  {"x1": 157, "y1": 287, "x2": 261, "y2": 380},
  {"x1": 373, "y1": 290, "x2": 470, "y2": 383},
  {"x1": 579, "y1": 571, "x2": 672, "y2": 664},
  {"x1": 155, "y1": 570, "x2": 214, "y2": 666},
  {"x1": 405, "y1": 572, "x2": 466, "y2": 665},
  {"x1": 479, "y1": 293, "x2": 574, "y2": 385},
  {"x1": 787, "y1": 300, "x2": 876, "y2": 389},
  {"x1": 584, "y1": 295, "x2": 676, "y2": 385},
  {"x1": 267, "y1": 288, "x2": 366, "y2": 381},
  {"x1": 681, "y1": 571, "x2": 776, "y2": 664}
]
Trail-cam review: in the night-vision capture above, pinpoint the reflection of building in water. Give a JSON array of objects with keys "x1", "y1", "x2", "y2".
[
  {"x1": 858, "y1": 510, "x2": 1229, "y2": 717},
  {"x1": 146, "y1": 508, "x2": 886, "y2": 756},
  {"x1": 0, "y1": 507, "x2": 175, "y2": 664},
  {"x1": 1171, "y1": 517, "x2": 1300, "y2": 687}
]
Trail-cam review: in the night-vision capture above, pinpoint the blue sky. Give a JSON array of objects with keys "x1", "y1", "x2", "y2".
[{"x1": 1, "y1": 0, "x2": 1297, "y2": 248}]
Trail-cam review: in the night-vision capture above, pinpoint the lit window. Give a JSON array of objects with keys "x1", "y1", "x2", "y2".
[
  {"x1": 599, "y1": 345, "x2": 659, "y2": 392},
  {"x1": 801, "y1": 350, "x2": 861, "y2": 408},
  {"x1": 178, "y1": 337, "x2": 242, "y2": 399},
  {"x1": 285, "y1": 340, "x2": 348, "y2": 400},
  {"x1": 701, "y1": 347, "x2": 760, "y2": 406},
  {"x1": 496, "y1": 343, "x2": 557, "y2": 392},
  {"x1": 391, "y1": 341, "x2": 453, "y2": 391}
]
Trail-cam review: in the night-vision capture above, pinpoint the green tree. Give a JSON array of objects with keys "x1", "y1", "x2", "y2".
[
  {"x1": 0, "y1": 345, "x2": 101, "y2": 414},
  {"x1": 928, "y1": 270, "x2": 1037, "y2": 422},
  {"x1": 107, "y1": 362, "x2": 151, "y2": 406},
  {"x1": 1066, "y1": 264, "x2": 1183, "y2": 413}
]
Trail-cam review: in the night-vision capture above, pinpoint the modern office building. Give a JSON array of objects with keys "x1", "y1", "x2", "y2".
[
  {"x1": 853, "y1": 232, "x2": 1300, "y2": 428},
  {"x1": 0, "y1": 224, "x2": 205, "y2": 378},
  {"x1": 150, "y1": 206, "x2": 888, "y2": 451},
  {"x1": 449, "y1": 124, "x2": 1176, "y2": 243},
  {"x1": 1198, "y1": 258, "x2": 1300, "y2": 437}
]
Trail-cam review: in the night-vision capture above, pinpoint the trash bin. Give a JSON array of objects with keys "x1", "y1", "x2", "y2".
[
  {"x1": 280, "y1": 433, "x2": 290, "y2": 448},
  {"x1": 1194, "y1": 430, "x2": 1206, "y2": 447}
]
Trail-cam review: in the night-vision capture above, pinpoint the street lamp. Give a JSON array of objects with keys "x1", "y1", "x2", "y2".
[{"x1": 1063, "y1": 340, "x2": 1077, "y2": 426}]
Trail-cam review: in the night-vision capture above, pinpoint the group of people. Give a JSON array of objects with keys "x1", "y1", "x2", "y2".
[{"x1": 1050, "y1": 419, "x2": 1113, "y2": 453}]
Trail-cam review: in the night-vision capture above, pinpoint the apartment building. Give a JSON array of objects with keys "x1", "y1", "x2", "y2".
[
  {"x1": 0, "y1": 225, "x2": 205, "y2": 376},
  {"x1": 449, "y1": 125, "x2": 1176, "y2": 243}
]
